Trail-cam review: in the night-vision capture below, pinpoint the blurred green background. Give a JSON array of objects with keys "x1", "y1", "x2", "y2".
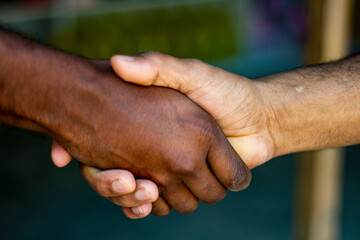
[{"x1": 0, "y1": 0, "x2": 359, "y2": 239}]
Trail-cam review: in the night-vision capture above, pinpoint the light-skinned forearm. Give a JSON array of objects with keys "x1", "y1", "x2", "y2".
[{"x1": 258, "y1": 55, "x2": 360, "y2": 157}]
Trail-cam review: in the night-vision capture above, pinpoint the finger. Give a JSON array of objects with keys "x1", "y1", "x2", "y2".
[
  {"x1": 207, "y1": 132, "x2": 252, "y2": 192},
  {"x1": 79, "y1": 164, "x2": 136, "y2": 197},
  {"x1": 51, "y1": 140, "x2": 72, "y2": 167},
  {"x1": 122, "y1": 203, "x2": 152, "y2": 219},
  {"x1": 108, "y1": 179, "x2": 159, "y2": 207},
  {"x1": 161, "y1": 183, "x2": 199, "y2": 215},
  {"x1": 151, "y1": 196, "x2": 171, "y2": 217},
  {"x1": 183, "y1": 163, "x2": 227, "y2": 205}
]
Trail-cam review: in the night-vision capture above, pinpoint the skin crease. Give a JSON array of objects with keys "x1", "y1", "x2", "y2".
[
  {"x1": 54, "y1": 52, "x2": 360, "y2": 219},
  {"x1": 0, "y1": 29, "x2": 251, "y2": 217}
]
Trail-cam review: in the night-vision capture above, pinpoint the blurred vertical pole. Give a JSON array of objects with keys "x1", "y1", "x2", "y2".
[
  {"x1": 293, "y1": 0, "x2": 353, "y2": 240},
  {"x1": 308, "y1": 1, "x2": 352, "y2": 240}
]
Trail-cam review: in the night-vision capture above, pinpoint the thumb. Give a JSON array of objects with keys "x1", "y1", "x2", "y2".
[
  {"x1": 110, "y1": 52, "x2": 244, "y2": 121},
  {"x1": 110, "y1": 51, "x2": 208, "y2": 95}
]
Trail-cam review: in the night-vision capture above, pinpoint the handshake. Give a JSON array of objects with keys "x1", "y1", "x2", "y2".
[
  {"x1": 2, "y1": 28, "x2": 359, "y2": 219},
  {"x1": 51, "y1": 52, "x2": 267, "y2": 218}
]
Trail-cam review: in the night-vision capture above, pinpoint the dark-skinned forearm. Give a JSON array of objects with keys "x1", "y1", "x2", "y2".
[
  {"x1": 0, "y1": 29, "x2": 252, "y2": 214},
  {"x1": 0, "y1": 28, "x2": 95, "y2": 139}
]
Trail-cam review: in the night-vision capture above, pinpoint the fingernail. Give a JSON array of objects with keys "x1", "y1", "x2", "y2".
[
  {"x1": 135, "y1": 188, "x2": 151, "y2": 201},
  {"x1": 113, "y1": 55, "x2": 135, "y2": 62},
  {"x1": 112, "y1": 179, "x2": 130, "y2": 194},
  {"x1": 131, "y1": 206, "x2": 144, "y2": 215}
]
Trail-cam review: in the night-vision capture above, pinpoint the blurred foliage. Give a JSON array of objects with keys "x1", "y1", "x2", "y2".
[{"x1": 50, "y1": 5, "x2": 240, "y2": 61}]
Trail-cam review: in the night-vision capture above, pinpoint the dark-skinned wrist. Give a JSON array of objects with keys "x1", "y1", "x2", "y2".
[
  {"x1": 0, "y1": 28, "x2": 51, "y2": 133},
  {"x1": 0, "y1": 28, "x2": 99, "y2": 142}
]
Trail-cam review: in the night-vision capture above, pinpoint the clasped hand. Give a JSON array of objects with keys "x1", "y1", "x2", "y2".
[{"x1": 52, "y1": 52, "x2": 278, "y2": 219}]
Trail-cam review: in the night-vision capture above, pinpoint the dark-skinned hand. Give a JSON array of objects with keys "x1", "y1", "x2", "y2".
[{"x1": 51, "y1": 59, "x2": 251, "y2": 216}]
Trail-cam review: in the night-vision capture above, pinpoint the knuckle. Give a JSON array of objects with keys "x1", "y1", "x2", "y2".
[
  {"x1": 143, "y1": 51, "x2": 163, "y2": 63},
  {"x1": 168, "y1": 154, "x2": 199, "y2": 177},
  {"x1": 152, "y1": 174, "x2": 171, "y2": 189}
]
